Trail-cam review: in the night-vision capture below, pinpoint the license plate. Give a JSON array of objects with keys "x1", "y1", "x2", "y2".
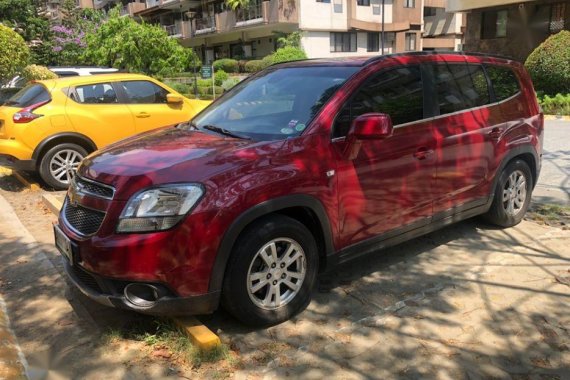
[{"x1": 54, "y1": 225, "x2": 73, "y2": 264}]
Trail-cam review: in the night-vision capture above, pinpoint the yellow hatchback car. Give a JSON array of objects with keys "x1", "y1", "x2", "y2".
[{"x1": 0, "y1": 73, "x2": 210, "y2": 189}]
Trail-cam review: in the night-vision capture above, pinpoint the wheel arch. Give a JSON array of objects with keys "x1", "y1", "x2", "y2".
[
  {"x1": 208, "y1": 194, "x2": 335, "y2": 293},
  {"x1": 494, "y1": 145, "x2": 539, "y2": 192},
  {"x1": 32, "y1": 133, "x2": 98, "y2": 165}
]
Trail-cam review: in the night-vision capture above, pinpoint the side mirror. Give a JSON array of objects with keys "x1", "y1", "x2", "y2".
[
  {"x1": 348, "y1": 113, "x2": 393, "y2": 140},
  {"x1": 345, "y1": 113, "x2": 393, "y2": 160},
  {"x1": 167, "y1": 93, "x2": 184, "y2": 104}
]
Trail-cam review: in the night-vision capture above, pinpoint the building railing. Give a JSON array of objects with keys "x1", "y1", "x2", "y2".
[
  {"x1": 193, "y1": 16, "x2": 217, "y2": 35},
  {"x1": 236, "y1": 2, "x2": 264, "y2": 26}
]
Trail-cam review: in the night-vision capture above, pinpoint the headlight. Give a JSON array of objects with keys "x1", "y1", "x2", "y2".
[{"x1": 117, "y1": 184, "x2": 204, "y2": 233}]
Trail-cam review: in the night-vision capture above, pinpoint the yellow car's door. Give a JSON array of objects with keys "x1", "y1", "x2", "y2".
[
  {"x1": 65, "y1": 82, "x2": 136, "y2": 148},
  {"x1": 118, "y1": 80, "x2": 194, "y2": 132}
]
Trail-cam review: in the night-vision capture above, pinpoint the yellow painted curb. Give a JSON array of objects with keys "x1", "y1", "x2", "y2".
[
  {"x1": 13, "y1": 171, "x2": 40, "y2": 191},
  {"x1": 544, "y1": 115, "x2": 570, "y2": 121},
  {"x1": 0, "y1": 166, "x2": 13, "y2": 175},
  {"x1": 42, "y1": 194, "x2": 64, "y2": 215},
  {"x1": 173, "y1": 317, "x2": 221, "y2": 351}
]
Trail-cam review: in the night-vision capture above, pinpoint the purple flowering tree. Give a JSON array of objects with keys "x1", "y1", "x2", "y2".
[{"x1": 50, "y1": 24, "x2": 87, "y2": 65}]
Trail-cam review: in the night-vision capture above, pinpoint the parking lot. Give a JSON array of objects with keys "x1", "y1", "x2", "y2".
[{"x1": 0, "y1": 120, "x2": 569, "y2": 379}]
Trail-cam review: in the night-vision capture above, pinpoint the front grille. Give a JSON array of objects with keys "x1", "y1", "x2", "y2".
[
  {"x1": 70, "y1": 264, "x2": 103, "y2": 294},
  {"x1": 64, "y1": 198, "x2": 106, "y2": 235},
  {"x1": 75, "y1": 176, "x2": 114, "y2": 199}
]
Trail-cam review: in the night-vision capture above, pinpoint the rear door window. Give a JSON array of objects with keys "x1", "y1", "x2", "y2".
[
  {"x1": 485, "y1": 65, "x2": 520, "y2": 101},
  {"x1": 4, "y1": 84, "x2": 50, "y2": 107},
  {"x1": 120, "y1": 81, "x2": 168, "y2": 104},
  {"x1": 333, "y1": 65, "x2": 424, "y2": 138},
  {"x1": 73, "y1": 83, "x2": 118, "y2": 104}
]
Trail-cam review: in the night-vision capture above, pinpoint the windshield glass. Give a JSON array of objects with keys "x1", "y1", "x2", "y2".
[
  {"x1": 186, "y1": 66, "x2": 359, "y2": 141},
  {"x1": 5, "y1": 84, "x2": 50, "y2": 107}
]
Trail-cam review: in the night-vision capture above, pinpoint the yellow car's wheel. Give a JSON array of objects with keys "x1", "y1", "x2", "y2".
[{"x1": 39, "y1": 143, "x2": 87, "y2": 190}]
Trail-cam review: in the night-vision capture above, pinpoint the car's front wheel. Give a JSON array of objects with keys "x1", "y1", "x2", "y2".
[
  {"x1": 39, "y1": 143, "x2": 87, "y2": 190},
  {"x1": 222, "y1": 214, "x2": 318, "y2": 326}
]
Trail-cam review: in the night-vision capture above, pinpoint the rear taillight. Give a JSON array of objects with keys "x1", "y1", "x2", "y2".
[{"x1": 13, "y1": 100, "x2": 50, "y2": 124}]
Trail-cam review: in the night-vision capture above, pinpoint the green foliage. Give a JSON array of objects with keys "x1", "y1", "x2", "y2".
[
  {"x1": 0, "y1": 25, "x2": 30, "y2": 84},
  {"x1": 222, "y1": 77, "x2": 241, "y2": 91},
  {"x1": 244, "y1": 59, "x2": 266, "y2": 73},
  {"x1": 0, "y1": 0, "x2": 50, "y2": 42},
  {"x1": 225, "y1": 0, "x2": 250, "y2": 10},
  {"x1": 20, "y1": 64, "x2": 58, "y2": 81},
  {"x1": 214, "y1": 70, "x2": 229, "y2": 86},
  {"x1": 270, "y1": 46, "x2": 307, "y2": 64},
  {"x1": 538, "y1": 93, "x2": 570, "y2": 115},
  {"x1": 83, "y1": 9, "x2": 200, "y2": 76},
  {"x1": 163, "y1": 80, "x2": 191, "y2": 95},
  {"x1": 276, "y1": 31, "x2": 303, "y2": 49},
  {"x1": 525, "y1": 31, "x2": 570, "y2": 96},
  {"x1": 213, "y1": 58, "x2": 239, "y2": 73},
  {"x1": 197, "y1": 78, "x2": 213, "y2": 87}
]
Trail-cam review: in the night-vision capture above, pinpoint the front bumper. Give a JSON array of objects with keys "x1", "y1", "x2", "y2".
[{"x1": 63, "y1": 258, "x2": 220, "y2": 316}]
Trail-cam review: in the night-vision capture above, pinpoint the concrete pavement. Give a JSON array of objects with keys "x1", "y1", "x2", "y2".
[{"x1": 534, "y1": 120, "x2": 569, "y2": 205}]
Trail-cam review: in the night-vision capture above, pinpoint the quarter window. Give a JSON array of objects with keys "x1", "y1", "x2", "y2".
[
  {"x1": 485, "y1": 65, "x2": 520, "y2": 102},
  {"x1": 330, "y1": 32, "x2": 357, "y2": 53},
  {"x1": 120, "y1": 81, "x2": 168, "y2": 104},
  {"x1": 74, "y1": 83, "x2": 118, "y2": 104},
  {"x1": 333, "y1": 66, "x2": 424, "y2": 138}
]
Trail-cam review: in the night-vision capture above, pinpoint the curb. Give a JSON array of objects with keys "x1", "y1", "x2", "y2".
[
  {"x1": 173, "y1": 317, "x2": 221, "y2": 351},
  {"x1": 544, "y1": 115, "x2": 570, "y2": 121},
  {"x1": 42, "y1": 194, "x2": 64, "y2": 215},
  {"x1": 40, "y1": 193, "x2": 222, "y2": 352},
  {"x1": 0, "y1": 166, "x2": 40, "y2": 191}
]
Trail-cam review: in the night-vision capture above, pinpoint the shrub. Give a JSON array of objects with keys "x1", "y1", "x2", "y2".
[
  {"x1": 538, "y1": 93, "x2": 570, "y2": 115},
  {"x1": 196, "y1": 78, "x2": 212, "y2": 87},
  {"x1": 0, "y1": 25, "x2": 30, "y2": 84},
  {"x1": 213, "y1": 58, "x2": 239, "y2": 73},
  {"x1": 244, "y1": 59, "x2": 266, "y2": 73},
  {"x1": 222, "y1": 77, "x2": 241, "y2": 91},
  {"x1": 525, "y1": 31, "x2": 570, "y2": 96},
  {"x1": 214, "y1": 70, "x2": 229, "y2": 86},
  {"x1": 163, "y1": 80, "x2": 190, "y2": 94},
  {"x1": 207, "y1": 86, "x2": 224, "y2": 95},
  {"x1": 261, "y1": 55, "x2": 275, "y2": 68},
  {"x1": 20, "y1": 65, "x2": 58, "y2": 81},
  {"x1": 270, "y1": 46, "x2": 307, "y2": 64},
  {"x1": 237, "y1": 59, "x2": 249, "y2": 73}
]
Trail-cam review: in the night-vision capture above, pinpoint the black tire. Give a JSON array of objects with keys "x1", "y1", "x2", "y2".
[
  {"x1": 484, "y1": 159, "x2": 533, "y2": 227},
  {"x1": 38, "y1": 143, "x2": 88, "y2": 190},
  {"x1": 221, "y1": 214, "x2": 319, "y2": 326}
]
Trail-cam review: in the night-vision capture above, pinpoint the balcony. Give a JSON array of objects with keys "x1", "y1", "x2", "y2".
[
  {"x1": 235, "y1": 2, "x2": 264, "y2": 28},
  {"x1": 193, "y1": 16, "x2": 216, "y2": 36},
  {"x1": 146, "y1": 0, "x2": 160, "y2": 8},
  {"x1": 120, "y1": 2, "x2": 146, "y2": 16}
]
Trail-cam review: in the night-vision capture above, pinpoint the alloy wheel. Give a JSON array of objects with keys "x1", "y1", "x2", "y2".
[
  {"x1": 49, "y1": 149, "x2": 84, "y2": 185},
  {"x1": 502, "y1": 169, "x2": 527, "y2": 217}
]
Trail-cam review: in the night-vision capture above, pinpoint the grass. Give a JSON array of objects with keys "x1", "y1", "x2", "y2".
[{"x1": 529, "y1": 204, "x2": 570, "y2": 221}]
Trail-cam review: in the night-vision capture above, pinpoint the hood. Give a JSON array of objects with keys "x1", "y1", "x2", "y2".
[{"x1": 79, "y1": 127, "x2": 284, "y2": 199}]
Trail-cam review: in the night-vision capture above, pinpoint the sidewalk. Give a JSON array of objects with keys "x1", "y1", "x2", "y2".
[{"x1": 0, "y1": 295, "x2": 26, "y2": 380}]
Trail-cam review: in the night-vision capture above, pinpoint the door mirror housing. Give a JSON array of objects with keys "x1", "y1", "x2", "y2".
[
  {"x1": 167, "y1": 93, "x2": 184, "y2": 104},
  {"x1": 348, "y1": 113, "x2": 393, "y2": 140}
]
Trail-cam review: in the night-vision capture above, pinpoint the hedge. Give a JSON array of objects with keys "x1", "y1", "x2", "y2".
[
  {"x1": 525, "y1": 31, "x2": 570, "y2": 96},
  {"x1": 538, "y1": 93, "x2": 570, "y2": 115},
  {"x1": 213, "y1": 58, "x2": 239, "y2": 73}
]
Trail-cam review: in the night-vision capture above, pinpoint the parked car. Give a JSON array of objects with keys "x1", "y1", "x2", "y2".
[
  {"x1": 55, "y1": 52, "x2": 543, "y2": 326},
  {"x1": 49, "y1": 66, "x2": 119, "y2": 77},
  {"x1": 0, "y1": 73, "x2": 210, "y2": 189}
]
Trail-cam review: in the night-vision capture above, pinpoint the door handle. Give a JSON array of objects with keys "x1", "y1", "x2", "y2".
[
  {"x1": 413, "y1": 147, "x2": 433, "y2": 160},
  {"x1": 136, "y1": 112, "x2": 151, "y2": 118},
  {"x1": 489, "y1": 127, "x2": 503, "y2": 140}
]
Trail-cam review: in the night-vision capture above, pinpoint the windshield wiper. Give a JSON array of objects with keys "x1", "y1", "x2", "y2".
[{"x1": 202, "y1": 124, "x2": 251, "y2": 140}]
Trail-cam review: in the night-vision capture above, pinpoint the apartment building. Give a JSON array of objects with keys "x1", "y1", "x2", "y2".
[
  {"x1": 448, "y1": 0, "x2": 569, "y2": 61},
  {"x1": 130, "y1": 0, "x2": 463, "y2": 63}
]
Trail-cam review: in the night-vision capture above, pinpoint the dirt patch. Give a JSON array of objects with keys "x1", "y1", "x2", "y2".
[{"x1": 525, "y1": 203, "x2": 570, "y2": 228}]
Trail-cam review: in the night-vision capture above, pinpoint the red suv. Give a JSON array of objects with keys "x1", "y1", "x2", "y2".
[{"x1": 55, "y1": 52, "x2": 543, "y2": 326}]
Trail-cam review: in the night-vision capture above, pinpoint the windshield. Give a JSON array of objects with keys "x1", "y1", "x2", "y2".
[
  {"x1": 4, "y1": 84, "x2": 50, "y2": 107},
  {"x1": 185, "y1": 66, "x2": 359, "y2": 141}
]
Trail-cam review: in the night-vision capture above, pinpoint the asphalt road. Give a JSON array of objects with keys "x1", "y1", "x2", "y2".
[{"x1": 533, "y1": 119, "x2": 570, "y2": 205}]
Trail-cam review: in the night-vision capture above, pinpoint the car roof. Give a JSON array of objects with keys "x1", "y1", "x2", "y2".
[
  {"x1": 272, "y1": 51, "x2": 519, "y2": 69},
  {"x1": 37, "y1": 73, "x2": 152, "y2": 88}
]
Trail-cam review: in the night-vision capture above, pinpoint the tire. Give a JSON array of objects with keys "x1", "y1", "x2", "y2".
[
  {"x1": 221, "y1": 214, "x2": 319, "y2": 326},
  {"x1": 39, "y1": 143, "x2": 88, "y2": 190},
  {"x1": 484, "y1": 159, "x2": 533, "y2": 227}
]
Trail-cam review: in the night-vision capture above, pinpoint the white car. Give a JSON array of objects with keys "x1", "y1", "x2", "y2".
[{"x1": 49, "y1": 66, "x2": 119, "y2": 77}]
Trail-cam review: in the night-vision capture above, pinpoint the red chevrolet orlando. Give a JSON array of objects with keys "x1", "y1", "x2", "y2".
[{"x1": 55, "y1": 52, "x2": 543, "y2": 326}]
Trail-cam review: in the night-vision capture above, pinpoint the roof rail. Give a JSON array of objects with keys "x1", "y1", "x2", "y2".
[{"x1": 364, "y1": 51, "x2": 518, "y2": 66}]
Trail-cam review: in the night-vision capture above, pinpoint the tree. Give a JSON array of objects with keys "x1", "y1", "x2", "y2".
[
  {"x1": 276, "y1": 31, "x2": 303, "y2": 49},
  {"x1": 83, "y1": 9, "x2": 200, "y2": 76},
  {"x1": 0, "y1": 24, "x2": 30, "y2": 84},
  {"x1": 525, "y1": 31, "x2": 570, "y2": 96},
  {"x1": 225, "y1": 0, "x2": 250, "y2": 10}
]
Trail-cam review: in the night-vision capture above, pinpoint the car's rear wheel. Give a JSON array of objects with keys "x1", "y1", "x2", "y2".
[
  {"x1": 39, "y1": 143, "x2": 87, "y2": 190},
  {"x1": 221, "y1": 214, "x2": 318, "y2": 326},
  {"x1": 484, "y1": 159, "x2": 533, "y2": 227}
]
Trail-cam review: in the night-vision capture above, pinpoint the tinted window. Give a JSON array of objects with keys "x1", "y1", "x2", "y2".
[
  {"x1": 333, "y1": 65, "x2": 424, "y2": 138},
  {"x1": 3, "y1": 84, "x2": 50, "y2": 107},
  {"x1": 74, "y1": 83, "x2": 118, "y2": 104},
  {"x1": 485, "y1": 65, "x2": 520, "y2": 102},
  {"x1": 188, "y1": 66, "x2": 358, "y2": 141},
  {"x1": 121, "y1": 81, "x2": 168, "y2": 104},
  {"x1": 432, "y1": 64, "x2": 491, "y2": 115}
]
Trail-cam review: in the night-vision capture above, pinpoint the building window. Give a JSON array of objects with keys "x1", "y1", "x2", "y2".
[
  {"x1": 367, "y1": 33, "x2": 379, "y2": 52},
  {"x1": 330, "y1": 32, "x2": 357, "y2": 52},
  {"x1": 404, "y1": 0, "x2": 415, "y2": 8},
  {"x1": 481, "y1": 9, "x2": 508, "y2": 39},
  {"x1": 316, "y1": 0, "x2": 331, "y2": 3},
  {"x1": 405, "y1": 33, "x2": 416, "y2": 51},
  {"x1": 423, "y1": 7, "x2": 438, "y2": 17},
  {"x1": 357, "y1": 0, "x2": 370, "y2": 5},
  {"x1": 549, "y1": 3, "x2": 566, "y2": 34}
]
